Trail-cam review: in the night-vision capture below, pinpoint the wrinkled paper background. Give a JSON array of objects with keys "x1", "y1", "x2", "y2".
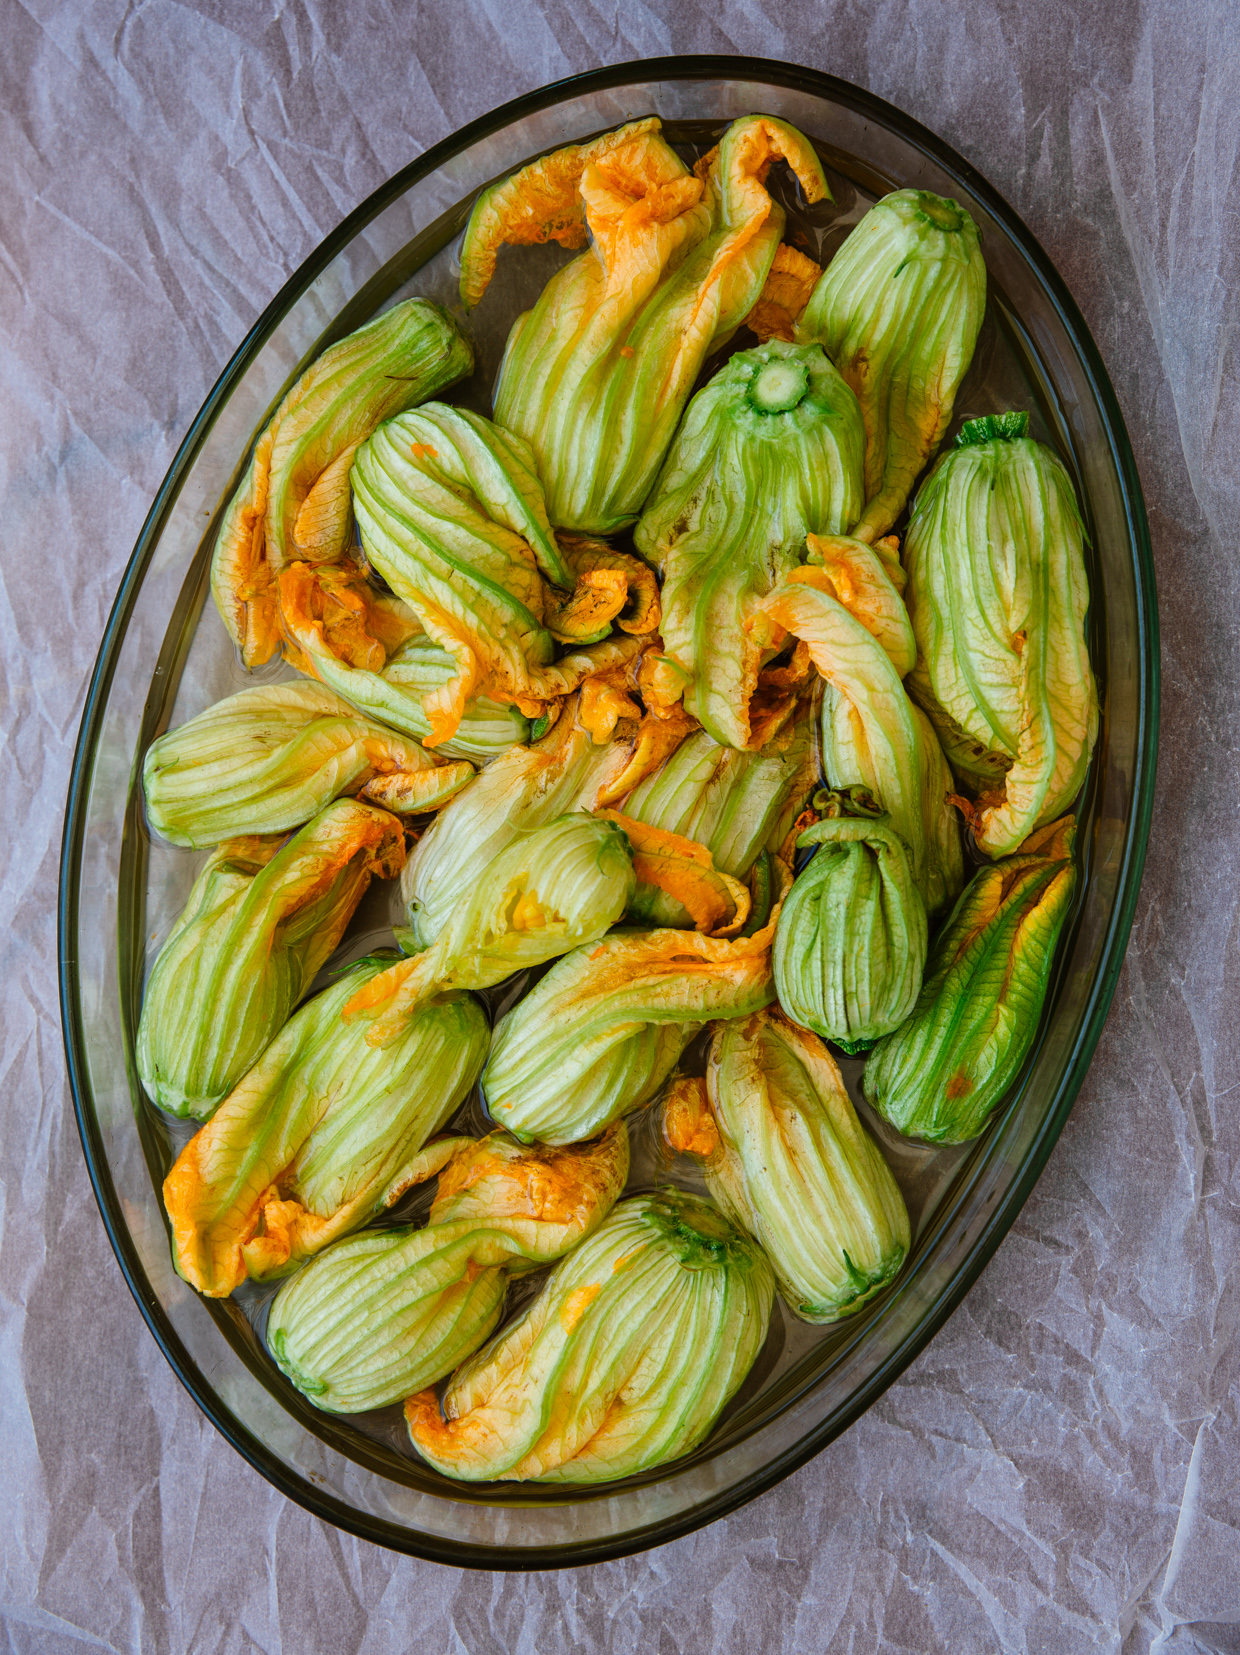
[{"x1": 3, "y1": 2, "x2": 1238, "y2": 1650}]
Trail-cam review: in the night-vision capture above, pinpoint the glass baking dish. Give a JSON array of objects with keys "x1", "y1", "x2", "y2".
[{"x1": 58, "y1": 56, "x2": 1158, "y2": 1568}]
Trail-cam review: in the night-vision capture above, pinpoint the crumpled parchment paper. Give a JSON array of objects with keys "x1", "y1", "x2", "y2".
[{"x1": 2, "y1": 2, "x2": 1238, "y2": 1650}]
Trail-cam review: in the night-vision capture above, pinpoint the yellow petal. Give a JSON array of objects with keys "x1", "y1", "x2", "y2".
[
  {"x1": 516, "y1": 630, "x2": 654, "y2": 709},
  {"x1": 279, "y1": 559, "x2": 417, "y2": 674},
  {"x1": 744, "y1": 243, "x2": 823, "y2": 342},
  {"x1": 662, "y1": 1075, "x2": 719, "y2": 1159},
  {"x1": 578, "y1": 674, "x2": 643, "y2": 743},
  {"x1": 557, "y1": 534, "x2": 661, "y2": 635},
  {"x1": 680, "y1": 118, "x2": 829, "y2": 350},
  {"x1": 598, "y1": 811, "x2": 750, "y2": 936},
  {"x1": 746, "y1": 642, "x2": 814, "y2": 750},
  {"x1": 635, "y1": 651, "x2": 694, "y2": 717},
  {"x1": 545, "y1": 568, "x2": 630, "y2": 644},
  {"x1": 459, "y1": 118, "x2": 667, "y2": 308},
  {"x1": 593, "y1": 702, "x2": 698, "y2": 808},
  {"x1": 578, "y1": 135, "x2": 706, "y2": 284},
  {"x1": 211, "y1": 431, "x2": 281, "y2": 667}
]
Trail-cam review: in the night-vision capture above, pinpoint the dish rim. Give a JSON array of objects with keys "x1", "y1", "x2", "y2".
[{"x1": 58, "y1": 52, "x2": 1159, "y2": 1568}]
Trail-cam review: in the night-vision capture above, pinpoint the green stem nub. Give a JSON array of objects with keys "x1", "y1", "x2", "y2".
[
  {"x1": 749, "y1": 357, "x2": 810, "y2": 413},
  {"x1": 915, "y1": 192, "x2": 966, "y2": 231},
  {"x1": 956, "y1": 411, "x2": 1030, "y2": 447}
]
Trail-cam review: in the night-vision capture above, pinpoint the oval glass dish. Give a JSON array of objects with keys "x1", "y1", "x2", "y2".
[{"x1": 59, "y1": 57, "x2": 1158, "y2": 1567}]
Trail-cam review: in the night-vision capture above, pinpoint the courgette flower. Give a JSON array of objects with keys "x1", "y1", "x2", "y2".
[
  {"x1": 401, "y1": 695, "x2": 692, "y2": 949},
  {"x1": 634, "y1": 339, "x2": 864, "y2": 747},
  {"x1": 864, "y1": 816, "x2": 1077, "y2": 1142},
  {"x1": 482, "y1": 866, "x2": 787, "y2": 1145},
  {"x1": 405, "y1": 1188, "x2": 774, "y2": 1482},
  {"x1": 349, "y1": 404, "x2": 565, "y2": 744},
  {"x1": 464, "y1": 114, "x2": 828, "y2": 532},
  {"x1": 162, "y1": 959, "x2": 489, "y2": 1295},
  {"x1": 761, "y1": 579, "x2": 964, "y2": 914},
  {"x1": 665, "y1": 1009, "x2": 909, "y2": 1320},
  {"x1": 773, "y1": 791, "x2": 928, "y2": 1052},
  {"x1": 797, "y1": 189, "x2": 986, "y2": 541},
  {"x1": 211, "y1": 298, "x2": 472, "y2": 666},
  {"x1": 342, "y1": 812, "x2": 637, "y2": 1043},
  {"x1": 903, "y1": 413, "x2": 1098, "y2": 856},
  {"x1": 143, "y1": 681, "x2": 472, "y2": 848},
  {"x1": 137, "y1": 799, "x2": 404, "y2": 1118}
]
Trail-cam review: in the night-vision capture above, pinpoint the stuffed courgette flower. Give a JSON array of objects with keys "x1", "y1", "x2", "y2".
[
  {"x1": 797, "y1": 189, "x2": 987, "y2": 542},
  {"x1": 773, "y1": 790, "x2": 928, "y2": 1053},
  {"x1": 349, "y1": 404, "x2": 566, "y2": 741},
  {"x1": 621, "y1": 706, "x2": 817, "y2": 928},
  {"x1": 634, "y1": 339, "x2": 864, "y2": 748},
  {"x1": 163, "y1": 959, "x2": 489, "y2": 1295},
  {"x1": 482, "y1": 865, "x2": 788, "y2": 1145},
  {"x1": 143, "y1": 681, "x2": 472, "y2": 848},
  {"x1": 266, "y1": 1124, "x2": 629, "y2": 1414},
  {"x1": 761, "y1": 579, "x2": 964, "y2": 915},
  {"x1": 864, "y1": 816, "x2": 1077, "y2": 1143},
  {"x1": 137, "y1": 799, "x2": 403, "y2": 1118},
  {"x1": 405, "y1": 1188, "x2": 774, "y2": 1482},
  {"x1": 350, "y1": 404, "x2": 657, "y2": 743},
  {"x1": 903, "y1": 413, "x2": 1098, "y2": 856},
  {"x1": 401, "y1": 697, "x2": 692, "y2": 949},
  {"x1": 664, "y1": 1010, "x2": 909, "y2": 1320},
  {"x1": 211, "y1": 298, "x2": 472, "y2": 666},
  {"x1": 342, "y1": 813, "x2": 636, "y2": 1044},
  {"x1": 463, "y1": 114, "x2": 829, "y2": 532}
]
